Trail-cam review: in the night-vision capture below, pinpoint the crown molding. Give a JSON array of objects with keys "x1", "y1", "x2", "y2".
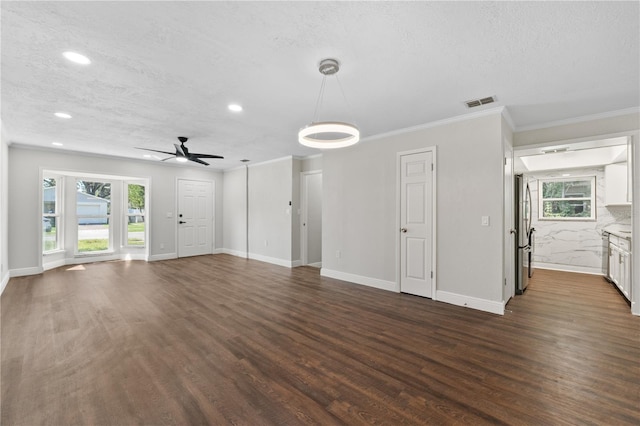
[
  {"x1": 515, "y1": 107, "x2": 640, "y2": 133},
  {"x1": 360, "y1": 106, "x2": 506, "y2": 144}
]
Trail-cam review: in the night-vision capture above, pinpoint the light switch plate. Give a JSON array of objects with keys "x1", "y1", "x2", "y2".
[{"x1": 481, "y1": 216, "x2": 490, "y2": 226}]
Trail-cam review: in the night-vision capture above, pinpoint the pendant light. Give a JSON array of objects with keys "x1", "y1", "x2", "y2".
[{"x1": 298, "y1": 59, "x2": 359, "y2": 149}]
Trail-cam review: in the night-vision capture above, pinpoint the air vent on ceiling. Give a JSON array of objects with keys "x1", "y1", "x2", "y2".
[{"x1": 465, "y1": 96, "x2": 496, "y2": 108}]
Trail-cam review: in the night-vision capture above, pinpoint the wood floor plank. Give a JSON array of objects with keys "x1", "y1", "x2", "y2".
[{"x1": 2, "y1": 256, "x2": 639, "y2": 425}]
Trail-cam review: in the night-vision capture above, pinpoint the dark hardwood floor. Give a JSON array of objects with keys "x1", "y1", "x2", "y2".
[{"x1": 2, "y1": 255, "x2": 639, "y2": 425}]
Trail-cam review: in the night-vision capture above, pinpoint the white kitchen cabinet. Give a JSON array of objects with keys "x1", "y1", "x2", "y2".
[
  {"x1": 605, "y1": 163, "x2": 631, "y2": 206},
  {"x1": 608, "y1": 234, "x2": 631, "y2": 302}
]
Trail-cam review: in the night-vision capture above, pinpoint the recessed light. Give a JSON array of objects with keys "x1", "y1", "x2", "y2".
[
  {"x1": 63, "y1": 51, "x2": 91, "y2": 65},
  {"x1": 143, "y1": 154, "x2": 151, "y2": 158},
  {"x1": 52, "y1": 142, "x2": 63, "y2": 146},
  {"x1": 54, "y1": 112, "x2": 72, "y2": 119},
  {"x1": 228, "y1": 104, "x2": 243, "y2": 112},
  {"x1": 240, "y1": 159, "x2": 250, "y2": 163},
  {"x1": 175, "y1": 157, "x2": 189, "y2": 163}
]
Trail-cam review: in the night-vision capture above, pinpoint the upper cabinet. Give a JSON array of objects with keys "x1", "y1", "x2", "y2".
[{"x1": 605, "y1": 162, "x2": 632, "y2": 206}]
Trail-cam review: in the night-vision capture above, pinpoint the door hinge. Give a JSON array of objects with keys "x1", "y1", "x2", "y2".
[
  {"x1": 430, "y1": 271, "x2": 433, "y2": 279},
  {"x1": 504, "y1": 157, "x2": 507, "y2": 166},
  {"x1": 431, "y1": 163, "x2": 434, "y2": 171}
]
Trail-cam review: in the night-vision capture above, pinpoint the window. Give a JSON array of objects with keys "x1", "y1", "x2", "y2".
[
  {"x1": 538, "y1": 177, "x2": 596, "y2": 220},
  {"x1": 43, "y1": 177, "x2": 61, "y2": 252},
  {"x1": 76, "y1": 180, "x2": 111, "y2": 253},
  {"x1": 125, "y1": 183, "x2": 146, "y2": 247}
]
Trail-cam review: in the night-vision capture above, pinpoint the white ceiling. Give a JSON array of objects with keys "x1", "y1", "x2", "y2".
[{"x1": 2, "y1": 1, "x2": 639, "y2": 170}]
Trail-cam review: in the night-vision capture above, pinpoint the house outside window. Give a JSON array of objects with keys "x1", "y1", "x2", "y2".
[
  {"x1": 125, "y1": 183, "x2": 146, "y2": 247},
  {"x1": 538, "y1": 176, "x2": 596, "y2": 220},
  {"x1": 43, "y1": 177, "x2": 61, "y2": 252},
  {"x1": 76, "y1": 180, "x2": 112, "y2": 253}
]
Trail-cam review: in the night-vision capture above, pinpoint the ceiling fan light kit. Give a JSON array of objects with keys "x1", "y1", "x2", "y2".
[{"x1": 298, "y1": 59, "x2": 359, "y2": 149}]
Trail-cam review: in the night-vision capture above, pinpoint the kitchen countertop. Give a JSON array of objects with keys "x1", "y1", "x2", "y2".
[{"x1": 603, "y1": 225, "x2": 632, "y2": 241}]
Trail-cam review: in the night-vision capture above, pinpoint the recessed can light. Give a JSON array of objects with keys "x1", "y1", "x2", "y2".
[
  {"x1": 175, "y1": 157, "x2": 189, "y2": 163},
  {"x1": 63, "y1": 51, "x2": 91, "y2": 65},
  {"x1": 52, "y1": 142, "x2": 63, "y2": 146},
  {"x1": 143, "y1": 154, "x2": 151, "y2": 158},
  {"x1": 54, "y1": 112, "x2": 72, "y2": 119},
  {"x1": 228, "y1": 104, "x2": 243, "y2": 112}
]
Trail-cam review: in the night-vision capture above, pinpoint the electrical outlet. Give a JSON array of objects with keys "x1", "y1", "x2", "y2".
[
  {"x1": 336, "y1": 250, "x2": 341, "y2": 259},
  {"x1": 264, "y1": 240, "x2": 268, "y2": 247},
  {"x1": 160, "y1": 243, "x2": 165, "y2": 249}
]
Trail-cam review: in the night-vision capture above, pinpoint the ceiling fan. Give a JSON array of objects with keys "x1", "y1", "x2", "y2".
[{"x1": 136, "y1": 137, "x2": 223, "y2": 166}]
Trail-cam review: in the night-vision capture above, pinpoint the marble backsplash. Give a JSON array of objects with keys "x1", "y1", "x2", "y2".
[{"x1": 526, "y1": 167, "x2": 631, "y2": 275}]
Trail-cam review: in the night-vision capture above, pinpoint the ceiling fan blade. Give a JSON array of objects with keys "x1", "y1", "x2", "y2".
[
  {"x1": 160, "y1": 156, "x2": 175, "y2": 162},
  {"x1": 136, "y1": 147, "x2": 176, "y2": 156},
  {"x1": 189, "y1": 153, "x2": 224, "y2": 159},
  {"x1": 189, "y1": 157, "x2": 210, "y2": 166}
]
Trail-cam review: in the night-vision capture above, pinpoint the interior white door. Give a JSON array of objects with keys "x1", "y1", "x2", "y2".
[
  {"x1": 178, "y1": 179, "x2": 213, "y2": 257},
  {"x1": 400, "y1": 151, "x2": 433, "y2": 297},
  {"x1": 301, "y1": 171, "x2": 322, "y2": 266}
]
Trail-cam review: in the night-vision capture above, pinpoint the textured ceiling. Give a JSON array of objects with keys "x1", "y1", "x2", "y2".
[{"x1": 2, "y1": 1, "x2": 639, "y2": 170}]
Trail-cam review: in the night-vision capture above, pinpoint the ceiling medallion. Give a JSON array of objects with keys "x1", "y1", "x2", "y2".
[{"x1": 298, "y1": 59, "x2": 359, "y2": 149}]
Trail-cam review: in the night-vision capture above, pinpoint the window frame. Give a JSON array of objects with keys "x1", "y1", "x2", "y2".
[
  {"x1": 42, "y1": 176, "x2": 63, "y2": 253},
  {"x1": 124, "y1": 182, "x2": 147, "y2": 248},
  {"x1": 538, "y1": 176, "x2": 596, "y2": 221}
]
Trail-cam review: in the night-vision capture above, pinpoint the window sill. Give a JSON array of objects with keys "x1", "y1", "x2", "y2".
[
  {"x1": 43, "y1": 249, "x2": 66, "y2": 257},
  {"x1": 75, "y1": 251, "x2": 116, "y2": 258}
]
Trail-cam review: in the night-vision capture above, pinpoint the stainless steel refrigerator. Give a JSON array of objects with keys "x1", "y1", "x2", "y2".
[{"x1": 515, "y1": 174, "x2": 534, "y2": 294}]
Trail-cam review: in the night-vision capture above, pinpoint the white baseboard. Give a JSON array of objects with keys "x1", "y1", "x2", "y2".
[
  {"x1": 221, "y1": 248, "x2": 299, "y2": 268},
  {"x1": 10, "y1": 266, "x2": 43, "y2": 277},
  {"x1": 0, "y1": 271, "x2": 10, "y2": 296},
  {"x1": 43, "y1": 258, "x2": 67, "y2": 271},
  {"x1": 249, "y1": 252, "x2": 295, "y2": 268},
  {"x1": 534, "y1": 263, "x2": 604, "y2": 276},
  {"x1": 221, "y1": 248, "x2": 248, "y2": 258},
  {"x1": 307, "y1": 262, "x2": 322, "y2": 268},
  {"x1": 320, "y1": 268, "x2": 398, "y2": 292},
  {"x1": 213, "y1": 248, "x2": 224, "y2": 254},
  {"x1": 149, "y1": 253, "x2": 178, "y2": 262},
  {"x1": 436, "y1": 290, "x2": 504, "y2": 315}
]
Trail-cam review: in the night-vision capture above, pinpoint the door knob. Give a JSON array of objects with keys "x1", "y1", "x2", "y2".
[
  {"x1": 401, "y1": 228, "x2": 407, "y2": 233},
  {"x1": 179, "y1": 221, "x2": 186, "y2": 224}
]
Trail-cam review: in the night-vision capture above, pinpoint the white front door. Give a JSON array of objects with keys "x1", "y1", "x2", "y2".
[
  {"x1": 178, "y1": 179, "x2": 213, "y2": 257},
  {"x1": 400, "y1": 151, "x2": 434, "y2": 297}
]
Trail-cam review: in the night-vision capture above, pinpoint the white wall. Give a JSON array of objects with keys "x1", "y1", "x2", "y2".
[
  {"x1": 0, "y1": 124, "x2": 9, "y2": 293},
  {"x1": 8, "y1": 146, "x2": 223, "y2": 272},
  {"x1": 527, "y1": 167, "x2": 631, "y2": 274},
  {"x1": 222, "y1": 167, "x2": 248, "y2": 256},
  {"x1": 322, "y1": 112, "x2": 505, "y2": 312},
  {"x1": 291, "y1": 158, "x2": 301, "y2": 264},
  {"x1": 247, "y1": 157, "x2": 293, "y2": 265},
  {"x1": 301, "y1": 155, "x2": 322, "y2": 172}
]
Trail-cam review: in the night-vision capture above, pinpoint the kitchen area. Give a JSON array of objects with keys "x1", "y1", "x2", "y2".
[{"x1": 514, "y1": 136, "x2": 633, "y2": 306}]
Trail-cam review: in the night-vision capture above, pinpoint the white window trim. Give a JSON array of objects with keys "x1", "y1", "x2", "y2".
[
  {"x1": 43, "y1": 175, "x2": 63, "y2": 253},
  {"x1": 123, "y1": 181, "x2": 147, "y2": 248},
  {"x1": 538, "y1": 176, "x2": 596, "y2": 221}
]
